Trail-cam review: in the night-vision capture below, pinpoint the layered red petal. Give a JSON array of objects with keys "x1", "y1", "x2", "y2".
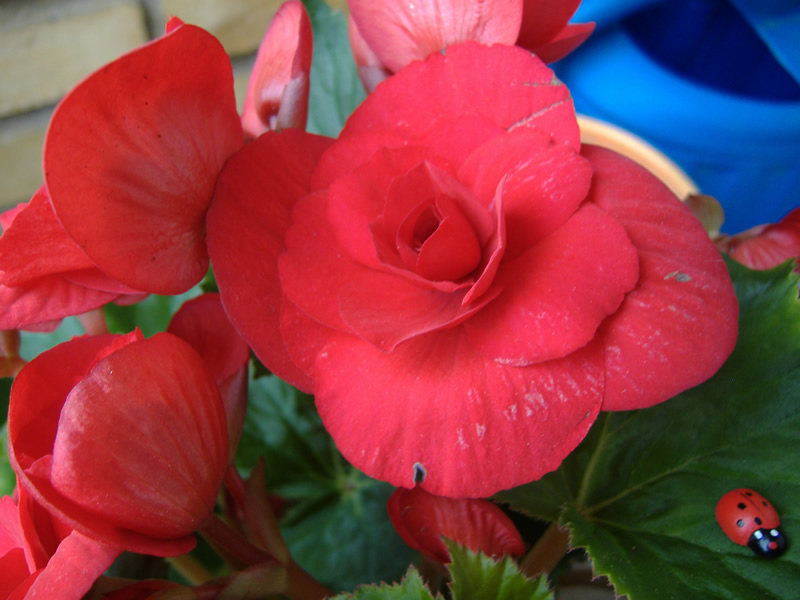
[
  {"x1": 341, "y1": 43, "x2": 580, "y2": 153},
  {"x1": 516, "y1": 0, "x2": 581, "y2": 47},
  {"x1": 206, "y1": 129, "x2": 334, "y2": 391},
  {"x1": 314, "y1": 330, "x2": 604, "y2": 497},
  {"x1": 348, "y1": 0, "x2": 522, "y2": 72},
  {"x1": 716, "y1": 207, "x2": 800, "y2": 271},
  {"x1": 44, "y1": 23, "x2": 243, "y2": 295},
  {"x1": 583, "y1": 146, "x2": 739, "y2": 410}
]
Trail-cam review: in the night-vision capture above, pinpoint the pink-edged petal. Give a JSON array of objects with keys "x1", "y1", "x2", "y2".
[
  {"x1": 0, "y1": 187, "x2": 95, "y2": 287},
  {"x1": 348, "y1": 0, "x2": 523, "y2": 73},
  {"x1": 207, "y1": 130, "x2": 334, "y2": 392},
  {"x1": 387, "y1": 487, "x2": 524, "y2": 564},
  {"x1": 24, "y1": 530, "x2": 120, "y2": 600},
  {"x1": 527, "y1": 22, "x2": 596, "y2": 64},
  {"x1": 458, "y1": 127, "x2": 593, "y2": 257},
  {"x1": 716, "y1": 207, "x2": 800, "y2": 271},
  {"x1": 341, "y1": 42, "x2": 580, "y2": 152},
  {"x1": 0, "y1": 277, "x2": 119, "y2": 331},
  {"x1": 582, "y1": 145, "x2": 739, "y2": 410},
  {"x1": 241, "y1": 1, "x2": 312, "y2": 137},
  {"x1": 44, "y1": 23, "x2": 243, "y2": 295},
  {"x1": 465, "y1": 203, "x2": 639, "y2": 365},
  {"x1": 516, "y1": 0, "x2": 581, "y2": 47},
  {"x1": 347, "y1": 16, "x2": 391, "y2": 92},
  {"x1": 314, "y1": 329, "x2": 604, "y2": 497}
]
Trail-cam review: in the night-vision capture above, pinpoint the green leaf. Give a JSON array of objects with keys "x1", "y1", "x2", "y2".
[
  {"x1": 0, "y1": 422, "x2": 15, "y2": 496},
  {"x1": 497, "y1": 260, "x2": 800, "y2": 599},
  {"x1": 303, "y1": 0, "x2": 365, "y2": 137},
  {"x1": 104, "y1": 289, "x2": 201, "y2": 336},
  {"x1": 447, "y1": 541, "x2": 553, "y2": 600},
  {"x1": 18, "y1": 317, "x2": 85, "y2": 360},
  {"x1": 329, "y1": 567, "x2": 436, "y2": 600},
  {"x1": 235, "y1": 374, "x2": 415, "y2": 592}
]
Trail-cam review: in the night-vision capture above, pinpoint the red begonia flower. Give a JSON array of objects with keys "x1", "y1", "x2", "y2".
[
  {"x1": 8, "y1": 330, "x2": 228, "y2": 557},
  {"x1": 0, "y1": 187, "x2": 144, "y2": 332},
  {"x1": 347, "y1": 0, "x2": 592, "y2": 91},
  {"x1": 43, "y1": 20, "x2": 243, "y2": 295},
  {"x1": 168, "y1": 293, "x2": 251, "y2": 459},
  {"x1": 207, "y1": 43, "x2": 737, "y2": 497},
  {"x1": 1, "y1": 489, "x2": 119, "y2": 600},
  {"x1": 387, "y1": 487, "x2": 524, "y2": 564},
  {"x1": 715, "y1": 207, "x2": 800, "y2": 271},
  {"x1": 241, "y1": 1, "x2": 313, "y2": 138}
]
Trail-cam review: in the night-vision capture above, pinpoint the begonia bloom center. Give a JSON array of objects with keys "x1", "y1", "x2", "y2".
[{"x1": 397, "y1": 193, "x2": 482, "y2": 281}]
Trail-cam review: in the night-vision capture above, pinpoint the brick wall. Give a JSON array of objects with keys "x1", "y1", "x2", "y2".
[{"x1": 0, "y1": 0, "x2": 348, "y2": 211}]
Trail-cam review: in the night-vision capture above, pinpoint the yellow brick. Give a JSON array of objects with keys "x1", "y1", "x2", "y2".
[
  {"x1": 144, "y1": 0, "x2": 285, "y2": 56},
  {"x1": 0, "y1": 108, "x2": 51, "y2": 210},
  {"x1": 0, "y1": 0, "x2": 149, "y2": 117}
]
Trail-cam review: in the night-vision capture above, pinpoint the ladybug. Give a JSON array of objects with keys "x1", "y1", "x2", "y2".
[{"x1": 715, "y1": 488, "x2": 787, "y2": 558}]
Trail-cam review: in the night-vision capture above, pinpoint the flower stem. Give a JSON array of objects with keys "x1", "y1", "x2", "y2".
[
  {"x1": 519, "y1": 523, "x2": 570, "y2": 578},
  {"x1": 284, "y1": 560, "x2": 332, "y2": 600},
  {"x1": 198, "y1": 512, "x2": 274, "y2": 567},
  {"x1": 167, "y1": 553, "x2": 214, "y2": 585}
]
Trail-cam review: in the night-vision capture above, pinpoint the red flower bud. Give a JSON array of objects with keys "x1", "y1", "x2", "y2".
[
  {"x1": 8, "y1": 330, "x2": 228, "y2": 557},
  {"x1": 387, "y1": 486, "x2": 524, "y2": 564}
]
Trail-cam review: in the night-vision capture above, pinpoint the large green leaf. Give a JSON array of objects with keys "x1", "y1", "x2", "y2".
[
  {"x1": 498, "y1": 260, "x2": 800, "y2": 599},
  {"x1": 236, "y1": 374, "x2": 415, "y2": 592},
  {"x1": 303, "y1": 0, "x2": 365, "y2": 137}
]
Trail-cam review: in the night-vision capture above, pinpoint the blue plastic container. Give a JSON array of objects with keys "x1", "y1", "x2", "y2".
[{"x1": 555, "y1": 0, "x2": 800, "y2": 233}]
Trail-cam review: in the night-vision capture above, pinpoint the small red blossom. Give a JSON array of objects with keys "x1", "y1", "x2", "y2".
[
  {"x1": 387, "y1": 487, "x2": 524, "y2": 564},
  {"x1": 8, "y1": 330, "x2": 228, "y2": 557},
  {"x1": 715, "y1": 207, "x2": 800, "y2": 271},
  {"x1": 347, "y1": 0, "x2": 593, "y2": 90},
  {"x1": 241, "y1": 1, "x2": 313, "y2": 138}
]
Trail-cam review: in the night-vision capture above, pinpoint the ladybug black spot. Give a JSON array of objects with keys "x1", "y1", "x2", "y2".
[
  {"x1": 737, "y1": 503, "x2": 746, "y2": 510},
  {"x1": 755, "y1": 517, "x2": 763, "y2": 525},
  {"x1": 745, "y1": 491, "x2": 753, "y2": 496}
]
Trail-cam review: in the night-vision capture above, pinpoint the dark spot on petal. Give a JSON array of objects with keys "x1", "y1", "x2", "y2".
[{"x1": 413, "y1": 462, "x2": 426, "y2": 484}]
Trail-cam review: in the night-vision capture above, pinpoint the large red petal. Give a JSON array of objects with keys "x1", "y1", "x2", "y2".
[
  {"x1": 583, "y1": 146, "x2": 739, "y2": 410},
  {"x1": 314, "y1": 330, "x2": 604, "y2": 497},
  {"x1": 44, "y1": 23, "x2": 243, "y2": 294},
  {"x1": 341, "y1": 42, "x2": 580, "y2": 152},
  {"x1": 207, "y1": 130, "x2": 333, "y2": 391},
  {"x1": 465, "y1": 203, "x2": 639, "y2": 365},
  {"x1": 348, "y1": 0, "x2": 522, "y2": 72}
]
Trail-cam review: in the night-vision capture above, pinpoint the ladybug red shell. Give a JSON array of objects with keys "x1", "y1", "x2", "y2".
[{"x1": 716, "y1": 488, "x2": 787, "y2": 558}]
